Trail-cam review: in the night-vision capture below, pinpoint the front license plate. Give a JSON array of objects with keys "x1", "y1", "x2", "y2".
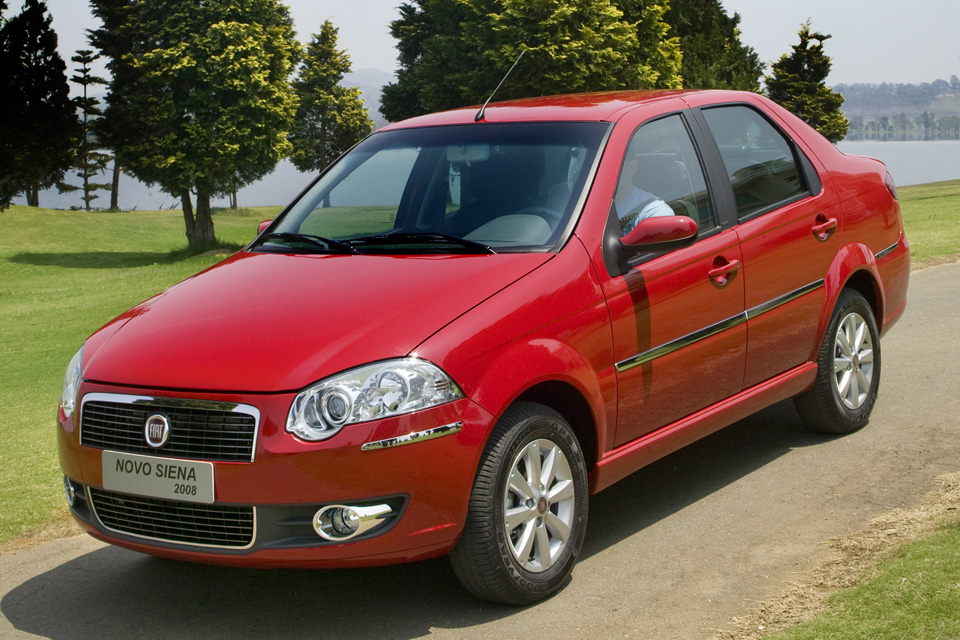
[{"x1": 102, "y1": 451, "x2": 214, "y2": 504}]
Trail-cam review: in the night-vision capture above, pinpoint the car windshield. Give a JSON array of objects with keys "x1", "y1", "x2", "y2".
[{"x1": 259, "y1": 122, "x2": 610, "y2": 254}]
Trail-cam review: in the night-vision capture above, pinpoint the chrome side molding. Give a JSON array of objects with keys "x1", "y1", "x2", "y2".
[
  {"x1": 616, "y1": 280, "x2": 825, "y2": 372},
  {"x1": 875, "y1": 240, "x2": 900, "y2": 260}
]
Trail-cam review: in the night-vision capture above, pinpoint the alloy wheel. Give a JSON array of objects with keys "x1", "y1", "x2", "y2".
[
  {"x1": 833, "y1": 311, "x2": 875, "y2": 410},
  {"x1": 502, "y1": 438, "x2": 576, "y2": 572}
]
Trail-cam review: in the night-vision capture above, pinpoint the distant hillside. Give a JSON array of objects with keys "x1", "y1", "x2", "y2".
[
  {"x1": 836, "y1": 78, "x2": 960, "y2": 141},
  {"x1": 836, "y1": 78, "x2": 960, "y2": 118},
  {"x1": 343, "y1": 68, "x2": 395, "y2": 130}
]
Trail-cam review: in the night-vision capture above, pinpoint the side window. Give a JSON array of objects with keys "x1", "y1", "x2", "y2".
[
  {"x1": 614, "y1": 114, "x2": 716, "y2": 235},
  {"x1": 700, "y1": 105, "x2": 806, "y2": 220}
]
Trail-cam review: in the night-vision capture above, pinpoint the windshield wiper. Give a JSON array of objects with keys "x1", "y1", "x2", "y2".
[
  {"x1": 345, "y1": 232, "x2": 495, "y2": 255},
  {"x1": 254, "y1": 232, "x2": 357, "y2": 255}
]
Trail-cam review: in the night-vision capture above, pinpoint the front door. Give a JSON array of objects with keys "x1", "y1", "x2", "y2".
[{"x1": 600, "y1": 112, "x2": 747, "y2": 447}]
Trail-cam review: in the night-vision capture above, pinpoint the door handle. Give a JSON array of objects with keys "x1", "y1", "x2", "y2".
[
  {"x1": 812, "y1": 217, "x2": 838, "y2": 242},
  {"x1": 708, "y1": 259, "x2": 740, "y2": 287}
]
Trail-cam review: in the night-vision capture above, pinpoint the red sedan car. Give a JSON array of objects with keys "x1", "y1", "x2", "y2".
[{"x1": 58, "y1": 90, "x2": 909, "y2": 604}]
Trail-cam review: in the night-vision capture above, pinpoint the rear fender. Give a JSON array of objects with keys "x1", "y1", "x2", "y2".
[{"x1": 818, "y1": 242, "x2": 884, "y2": 352}]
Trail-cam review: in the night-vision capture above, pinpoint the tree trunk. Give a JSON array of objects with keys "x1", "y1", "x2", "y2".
[
  {"x1": 27, "y1": 185, "x2": 39, "y2": 207},
  {"x1": 181, "y1": 190, "x2": 196, "y2": 244},
  {"x1": 230, "y1": 187, "x2": 238, "y2": 210},
  {"x1": 184, "y1": 187, "x2": 216, "y2": 250},
  {"x1": 110, "y1": 160, "x2": 120, "y2": 211},
  {"x1": 83, "y1": 165, "x2": 91, "y2": 211}
]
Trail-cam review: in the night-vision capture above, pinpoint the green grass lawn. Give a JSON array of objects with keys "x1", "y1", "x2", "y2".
[
  {"x1": 898, "y1": 179, "x2": 960, "y2": 262},
  {"x1": 0, "y1": 205, "x2": 278, "y2": 546}
]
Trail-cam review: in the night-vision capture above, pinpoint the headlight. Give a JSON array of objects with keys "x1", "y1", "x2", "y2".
[
  {"x1": 61, "y1": 346, "x2": 84, "y2": 418},
  {"x1": 286, "y1": 358, "x2": 463, "y2": 442}
]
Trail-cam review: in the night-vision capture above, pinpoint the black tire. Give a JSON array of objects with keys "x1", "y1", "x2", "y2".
[
  {"x1": 449, "y1": 402, "x2": 589, "y2": 605},
  {"x1": 794, "y1": 289, "x2": 881, "y2": 434}
]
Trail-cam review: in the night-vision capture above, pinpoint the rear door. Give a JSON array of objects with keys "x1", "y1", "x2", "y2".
[{"x1": 693, "y1": 102, "x2": 839, "y2": 388}]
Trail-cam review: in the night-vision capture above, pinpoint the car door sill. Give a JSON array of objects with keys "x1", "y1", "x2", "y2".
[{"x1": 590, "y1": 361, "x2": 818, "y2": 493}]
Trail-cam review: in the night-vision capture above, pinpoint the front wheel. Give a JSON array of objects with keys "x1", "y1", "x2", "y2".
[
  {"x1": 449, "y1": 402, "x2": 589, "y2": 605},
  {"x1": 795, "y1": 289, "x2": 881, "y2": 434}
]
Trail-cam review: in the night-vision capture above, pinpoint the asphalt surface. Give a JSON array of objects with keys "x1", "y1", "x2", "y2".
[{"x1": 2, "y1": 260, "x2": 958, "y2": 640}]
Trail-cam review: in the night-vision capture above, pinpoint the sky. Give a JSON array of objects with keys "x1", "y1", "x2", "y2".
[{"x1": 12, "y1": 0, "x2": 960, "y2": 87}]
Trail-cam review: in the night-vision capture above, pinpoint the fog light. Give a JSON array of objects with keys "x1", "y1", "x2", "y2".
[
  {"x1": 313, "y1": 503, "x2": 393, "y2": 542},
  {"x1": 332, "y1": 508, "x2": 361, "y2": 536},
  {"x1": 64, "y1": 476, "x2": 76, "y2": 507}
]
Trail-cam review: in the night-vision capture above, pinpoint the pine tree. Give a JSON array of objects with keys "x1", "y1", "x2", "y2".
[
  {"x1": 381, "y1": 0, "x2": 682, "y2": 122},
  {"x1": 58, "y1": 50, "x2": 112, "y2": 210},
  {"x1": 380, "y1": 3, "x2": 432, "y2": 122},
  {"x1": 656, "y1": 0, "x2": 763, "y2": 90},
  {"x1": 89, "y1": 0, "x2": 136, "y2": 211},
  {"x1": 765, "y1": 22, "x2": 849, "y2": 143},
  {"x1": 0, "y1": 0, "x2": 77, "y2": 208},
  {"x1": 289, "y1": 21, "x2": 374, "y2": 173}
]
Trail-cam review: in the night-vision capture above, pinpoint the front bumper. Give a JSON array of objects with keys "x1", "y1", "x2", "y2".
[{"x1": 58, "y1": 381, "x2": 496, "y2": 568}]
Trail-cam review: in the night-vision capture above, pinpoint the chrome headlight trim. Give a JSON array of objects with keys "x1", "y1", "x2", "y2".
[
  {"x1": 361, "y1": 421, "x2": 463, "y2": 451},
  {"x1": 286, "y1": 358, "x2": 463, "y2": 442}
]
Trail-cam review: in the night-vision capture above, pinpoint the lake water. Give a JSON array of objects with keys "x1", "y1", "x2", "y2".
[
  {"x1": 837, "y1": 140, "x2": 960, "y2": 187},
  {"x1": 17, "y1": 140, "x2": 960, "y2": 211}
]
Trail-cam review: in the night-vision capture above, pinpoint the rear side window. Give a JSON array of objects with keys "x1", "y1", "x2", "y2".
[{"x1": 700, "y1": 105, "x2": 806, "y2": 220}]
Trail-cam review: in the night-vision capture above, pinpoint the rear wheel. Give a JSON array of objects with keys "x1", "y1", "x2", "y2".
[
  {"x1": 795, "y1": 289, "x2": 881, "y2": 434},
  {"x1": 450, "y1": 402, "x2": 588, "y2": 605}
]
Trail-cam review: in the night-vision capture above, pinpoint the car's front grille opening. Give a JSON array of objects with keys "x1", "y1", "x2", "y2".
[
  {"x1": 89, "y1": 488, "x2": 255, "y2": 548},
  {"x1": 80, "y1": 399, "x2": 257, "y2": 462}
]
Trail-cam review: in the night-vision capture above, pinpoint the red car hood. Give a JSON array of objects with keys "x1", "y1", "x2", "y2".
[{"x1": 83, "y1": 251, "x2": 550, "y2": 393}]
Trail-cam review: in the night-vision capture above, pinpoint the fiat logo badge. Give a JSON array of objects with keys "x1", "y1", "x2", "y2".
[{"x1": 144, "y1": 414, "x2": 170, "y2": 448}]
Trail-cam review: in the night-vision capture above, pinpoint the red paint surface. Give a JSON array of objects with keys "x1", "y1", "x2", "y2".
[{"x1": 59, "y1": 90, "x2": 910, "y2": 568}]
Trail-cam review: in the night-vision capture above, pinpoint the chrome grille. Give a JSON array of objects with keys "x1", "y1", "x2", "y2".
[
  {"x1": 90, "y1": 488, "x2": 255, "y2": 548},
  {"x1": 80, "y1": 394, "x2": 258, "y2": 462}
]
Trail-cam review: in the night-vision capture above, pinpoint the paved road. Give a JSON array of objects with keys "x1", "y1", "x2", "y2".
[{"x1": 2, "y1": 261, "x2": 958, "y2": 640}]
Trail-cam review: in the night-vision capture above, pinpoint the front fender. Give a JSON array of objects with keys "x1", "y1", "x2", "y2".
[{"x1": 415, "y1": 243, "x2": 617, "y2": 465}]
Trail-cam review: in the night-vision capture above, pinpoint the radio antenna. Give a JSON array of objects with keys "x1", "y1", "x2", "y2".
[{"x1": 475, "y1": 50, "x2": 526, "y2": 122}]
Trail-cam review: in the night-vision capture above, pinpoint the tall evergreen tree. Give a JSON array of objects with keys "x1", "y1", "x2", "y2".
[
  {"x1": 655, "y1": 0, "x2": 763, "y2": 90},
  {"x1": 616, "y1": 0, "x2": 683, "y2": 92},
  {"x1": 58, "y1": 50, "x2": 112, "y2": 210},
  {"x1": 381, "y1": 0, "x2": 681, "y2": 123},
  {"x1": 765, "y1": 22, "x2": 849, "y2": 143},
  {"x1": 289, "y1": 21, "x2": 374, "y2": 173},
  {"x1": 0, "y1": 0, "x2": 77, "y2": 208},
  {"x1": 88, "y1": 0, "x2": 299, "y2": 248},
  {"x1": 89, "y1": 0, "x2": 136, "y2": 211},
  {"x1": 380, "y1": 3, "x2": 432, "y2": 122}
]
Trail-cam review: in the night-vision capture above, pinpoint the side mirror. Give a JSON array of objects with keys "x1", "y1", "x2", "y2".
[
  {"x1": 621, "y1": 215, "x2": 698, "y2": 253},
  {"x1": 257, "y1": 220, "x2": 273, "y2": 235}
]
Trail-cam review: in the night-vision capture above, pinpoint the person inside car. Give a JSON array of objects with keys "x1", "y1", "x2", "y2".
[{"x1": 614, "y1": 146, "x2": 675, "y2": 234}]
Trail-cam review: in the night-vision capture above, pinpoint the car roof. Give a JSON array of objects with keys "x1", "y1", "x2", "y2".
[{"x1": 378, "y1": 89, "x2": 751, "y2": 129}]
